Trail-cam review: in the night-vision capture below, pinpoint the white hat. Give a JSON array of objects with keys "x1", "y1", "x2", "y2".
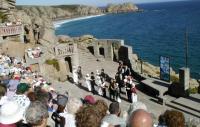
[
  {"x1": 0, "y1": 101, "x2": 24, "y2": 124},
  {"x1": 86, "y1": 74, "x2": 90, "y2": 77},
  {"x1": 28, "y1": 48, "x2": 32, "y2": 51},
  {"x1": 36, "y1": 47, "x2": 40, "y2": 50}
]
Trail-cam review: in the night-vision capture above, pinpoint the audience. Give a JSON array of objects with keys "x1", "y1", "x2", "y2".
[
  {"x1": 76, "y1": 105, "x2": 101, "y2": 127},
  {"x1": 102, "y1": 102, "x2": 126, "y2": 127},
  {"x1": 25, "y1": 101, "x2": 49, "y2": 127},
  {"x1": 0, "y1": 53, "x2": 198, "y2": 127},
  {"x1": 59, "y1": 97, "x2": 83, "y2": 127},
  {"x1": 158, "y1": 110, "x2": 185, "y2": 127},
  {"x1": 128, "y1": 109, "x2": 153, "y2": 127},
  {"x1": 0, "y1": 101, "x2": 24, "y2": 127},
  {"x1": 94, "y1": 100, "x2": 108, "y2": 119}
]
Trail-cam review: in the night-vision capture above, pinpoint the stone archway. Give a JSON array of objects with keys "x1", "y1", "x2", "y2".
[
  {"x1": 99, "y1": 47, "x2": 105, "y2": 57},
  {"x1": 65, "y1": 57, "x2": 72, "y2": 73},
  {"x1": 87, "y1": 46, "x2": 94, "y2": 55}
]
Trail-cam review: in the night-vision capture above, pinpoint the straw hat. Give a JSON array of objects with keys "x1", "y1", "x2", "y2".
[{"x1": 0, "y1": 101, "x2": 24, "y2": 124}]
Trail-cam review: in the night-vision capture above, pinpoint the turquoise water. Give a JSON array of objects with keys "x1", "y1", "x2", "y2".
[{"x1": 55, "y1": 0, "x2": 200, "y2": 79}]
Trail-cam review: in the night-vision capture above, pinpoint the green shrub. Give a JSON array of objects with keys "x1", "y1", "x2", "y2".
[
  {"x1": 187, "y1": 87, "x2": 198, "y2": 94},
  {"x1": 45, "y1": 59, "x2": 60, "y2": 71},
  {"x1": 0, "y1": 12, "x2": 7, "y2": 23},
  {"x1": 171, "y1": 75, "x2": 179, "y2": 83}
]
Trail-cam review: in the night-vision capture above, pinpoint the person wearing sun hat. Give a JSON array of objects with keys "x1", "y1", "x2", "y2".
[
  {"x1": 0, "y1": 101, "x2": 24, "y2": 127},
  {"x1": 11, "y1": 83, "x2": 31, "y2": 119}
]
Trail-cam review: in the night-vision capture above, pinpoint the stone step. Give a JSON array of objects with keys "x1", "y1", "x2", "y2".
[
  {"x1": 171, "y1": 97, "x2": 200, "y2": 113},
  {"x1": 166, "y1": 101, "x2": 200, "y2": 118}
]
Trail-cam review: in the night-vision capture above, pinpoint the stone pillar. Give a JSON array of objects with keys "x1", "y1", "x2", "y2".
[
  {"x1": 72, "y1": 43, "x2": 79, "y2": 67},
  {"x1": 58, "y1": 58, "x2": 68, "y2": 81},
  {"x1": 179, "y1": 67, "x2": 190, "y2": 91},
  {"x1": 104, "y1": 41, "x2": 113, "y2": 60},
  {"x1": 0, "y1": 37, "x2": 3, "y2": 43},
  {"x1": 20, "y1": 25, "x2": 24, "y2": 43},
  {"x1": 94, "y1": 41, "x2": 99, "y2": 57}
]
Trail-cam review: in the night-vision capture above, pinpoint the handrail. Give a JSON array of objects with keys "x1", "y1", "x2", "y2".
[{"x1": 0, "y1": 24, "x2": 23, "y2": 36}]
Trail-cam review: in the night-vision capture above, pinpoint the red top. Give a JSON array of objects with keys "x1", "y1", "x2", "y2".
[{"x1": 0, "y1": 123, "x2": 16, "y2": 127}]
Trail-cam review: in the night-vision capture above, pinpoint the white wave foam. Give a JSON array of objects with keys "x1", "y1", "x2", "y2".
[{"x1": 54, "y1": 14, "x2": 105, "y2": 28}]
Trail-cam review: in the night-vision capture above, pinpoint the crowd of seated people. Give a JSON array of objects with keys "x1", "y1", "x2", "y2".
[
  {"x1": 26, "y1": 47, "x2": 42, "y2": 59},
  {"x1": 0, "y1": 53, "x2": 198, "y2": 127}
]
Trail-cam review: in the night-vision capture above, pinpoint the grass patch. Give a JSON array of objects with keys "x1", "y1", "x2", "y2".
[{"x1": 45, "y1": 59, "x2": 60, "y2": 71}]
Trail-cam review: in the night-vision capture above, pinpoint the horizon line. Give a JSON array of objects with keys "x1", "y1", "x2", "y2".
[{"x1": 16, "y1": 0, "x2": 189, "y2": 7}]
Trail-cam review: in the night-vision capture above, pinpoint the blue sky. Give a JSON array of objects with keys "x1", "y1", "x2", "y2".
[{"x1": 16, "y1": 0, "x2": 185, "y2": 6}]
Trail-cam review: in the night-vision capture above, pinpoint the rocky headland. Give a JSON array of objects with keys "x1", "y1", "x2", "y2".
[{"x1": 106, "y1": 2, "x2": 139, "y2": 13}]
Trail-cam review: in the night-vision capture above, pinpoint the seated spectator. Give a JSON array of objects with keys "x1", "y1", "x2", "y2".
[
  {"x1": 76, "y1": 105, "x2": 102, "y2": 127},
  {"x1": 0, "y1": 84, "x2": 8, "y2": 106},
  {"x1": 25, "y1": 101, "x2": 49, "y2": 127},
  {"x1": 128, "y1": 109, "x2": 153, "y2": 127},
  {"x1": 51, "y1": 94, "x2": 68, "y2": 127},
  {"x1": 94, "y1": 100, "x2": 108, "y2": 120},
  {"x1": 27, "y1": 49, "x2": 34, "y2": 59},
  {"x1": 83, "y1": 95, "x2": 96, "y2": 105},
  {"x1": 0, "y1": 101, "x2": 24, "y2": 127},
  {"x1": 59, "y1": 97, "x2": 83, "y2": 127},
  {"x1": 158, "y1": 110, "x2": 185, "y2": 127},
  {"x1": 12, "y1": 83, "x2": 31, "y2": 114},
  {"x1": 102, "y1": 102, "x2": 126, "y2": 127},
  {"x1": 34, "y1": 87, "x2": 49, "y2": 105}
]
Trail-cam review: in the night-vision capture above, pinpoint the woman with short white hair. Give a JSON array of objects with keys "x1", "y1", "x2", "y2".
[
  {"x1": 25, "y1": 101, "x2": 49, "y2": 127},
  {"x1": 60, "y1": 97, "x2": 83, "y2": 127}
]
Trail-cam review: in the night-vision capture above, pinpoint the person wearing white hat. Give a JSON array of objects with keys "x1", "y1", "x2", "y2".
[
  {"x1": 27, "y1": 48, "x2": 34, "y2": 59},
  {"x1": 96, "y1": 73, "x2": 103, "y2": 96},
  {"x1": 85, "y1": 74, "x2": 91, "y2": 92},
  {"x1": 0, "y1": 101, "x2": 24, "y2": 126},
  {"x1": 131, "y1": 81, "x2": 137, "y2": 103}
]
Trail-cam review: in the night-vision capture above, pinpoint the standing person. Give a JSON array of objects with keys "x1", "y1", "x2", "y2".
[
  {"x1": 125, "y1": 78, "x2": 132, "y2": 103},
  {"x1": 115, "y1": 73, "x2": 123, "y2": 93},
  {"x1": 77, "y1": 66, "x2": 83, "y2": 80},
  {"x1": 96, "y1": 73, "x2": 103, "y2": 96},
  {"x1": 109, "y1": 79, "x2": 115, "y2": 101},
  {"x1": 91, "y1": 72, "x2": 96, "y2": 95},
  {"x1": 85, "y1": 74, "x2": 91, "y2": 92},
  {"x1": 100, "y1": 69, "x2": 106, "y2": 81},
  {"x1": 131, "y1": 82, "x2": 137, "y2": 103},
  {"x1": 72, "y1": 66, "x2": 78, "y2": 85},
  {"x1": 101, "y1": 78, "x2": 107, "y2": 98}
]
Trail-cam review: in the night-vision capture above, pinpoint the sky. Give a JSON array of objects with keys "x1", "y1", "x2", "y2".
[{"x1": 16, "y1": 0, "x2": 186, "y2": 6}]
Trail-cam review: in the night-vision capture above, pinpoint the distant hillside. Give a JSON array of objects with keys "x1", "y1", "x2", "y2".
[{"x1": 16, "y1": 5, "x2": 103, "y2": 21}]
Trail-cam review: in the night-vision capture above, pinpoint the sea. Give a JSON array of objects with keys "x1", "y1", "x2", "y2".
[{"x1": 55, "y1": 0, "x2": 200, "y2": 80}]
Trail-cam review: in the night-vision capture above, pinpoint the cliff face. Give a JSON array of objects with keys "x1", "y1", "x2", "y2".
[
  {"x1": 0, "y1": 0, "x2": 16, "y2": 22},
  {"x1": 17, "y1": 5, "x2": 103, "y2": 20},
  {"x1": 106, "y1": 2, "x2": 139, "y2": 13},
  {"x1": 13, "y1": 5, "x2": 103, "y2": 45}
]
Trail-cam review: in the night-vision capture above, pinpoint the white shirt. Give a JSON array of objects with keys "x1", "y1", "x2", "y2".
[{"x1": 59, "y1": 113, "x2": 76, "y2": 127}]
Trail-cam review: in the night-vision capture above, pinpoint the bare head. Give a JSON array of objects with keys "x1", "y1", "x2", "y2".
[{"x1": 129, "y1": 109, "x2": 153, "y2": 127}]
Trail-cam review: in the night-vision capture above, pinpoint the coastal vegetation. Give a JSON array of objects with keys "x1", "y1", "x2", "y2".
[
  {"x1": 45, "y1": 59, "x2": 60, "y2": 71},
  {"x1": 0, "y1": 12, "x2": 7, "y2": 23}
]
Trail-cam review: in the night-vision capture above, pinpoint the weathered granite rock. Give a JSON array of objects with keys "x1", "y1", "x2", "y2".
[
  {"x1": 106, "y1": 2, "x2": 139, "y2": 13},
  {"x1": 57, "y1": 35, "x2": 73, "y2": 43},
  {"x1": 0, "y1": 0, "x2": 16, "y2": 22}
]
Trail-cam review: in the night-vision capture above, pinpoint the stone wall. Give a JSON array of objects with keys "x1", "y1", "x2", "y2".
[
  {"x1": 87, "y1": 39, "x2": 124, "y2": 61},
  {"x1": 0, "y1": 41, "x2": 25, "y2": 57}
]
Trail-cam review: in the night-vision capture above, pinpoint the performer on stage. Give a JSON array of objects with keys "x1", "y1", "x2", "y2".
[{"x1": 85, "y1": 74, "x2": 91, "y2": 92}]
